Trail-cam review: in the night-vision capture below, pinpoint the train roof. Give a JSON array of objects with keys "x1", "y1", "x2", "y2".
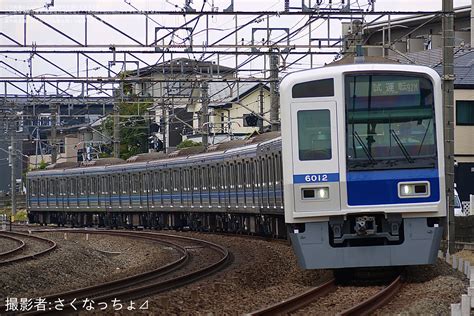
[
  {"x1": 28, "y1": 132, "x2": 281, "y2": 177},
  {"x1": 280, "y1": 61, "x2": 441, "y2": 91}
]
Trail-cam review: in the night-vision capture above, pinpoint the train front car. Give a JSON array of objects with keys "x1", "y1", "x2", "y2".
[{"x1": 281, "y1": 63, "x2": 446, "y2": 269}]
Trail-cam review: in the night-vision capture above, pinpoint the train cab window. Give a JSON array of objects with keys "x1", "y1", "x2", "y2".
[
  {"x1": 297, "y1": 109, "x2": 332, "y2": 161},
  {"x1": 345, "y1": 74, "x2": 436, "y2": 170},
  {"x1": 292, "y1": 78, "x2": 334, "y2": 98}
]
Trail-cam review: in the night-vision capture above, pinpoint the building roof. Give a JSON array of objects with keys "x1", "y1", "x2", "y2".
[
  {"x1": 391, "y1": 48, "x2": 474, "y2": 88},
  {"x1": 126, "y1": 57, "x2": 235, "y2": 77},
  {"x1": 209, "y1": 83, "x2": 269, "y2": 108}
]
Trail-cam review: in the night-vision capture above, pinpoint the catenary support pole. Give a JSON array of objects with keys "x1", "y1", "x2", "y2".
[
  {"x1": 10, "y1": 133, "x2": 16, "y2": 217},
  {"x1": 270, "y1": 53, "x2": 280, "y2": 131},
  {"x1": 201, "y1": 81, "x2": 209, "y2": 147},
  {"x1": 443, "y1": 0, "x2": 455, "y2": 254},
  {"x1": 258, "y1": 84, "x2": 264, "y2": 133},
  {"x1": 113, "y1": 103, "x2": 120, "y2": 158},
  {"x1": 50, "y1": 103, "x2": 58, "y2": 164}
]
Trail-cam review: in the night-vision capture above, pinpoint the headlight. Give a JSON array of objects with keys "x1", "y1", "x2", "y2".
[
  {"x1": 398, "y1": 182, "x2": 429, "y2": 198},
  {"x1": 400, "y1": 184, "x2": 414, "y2": 196}
]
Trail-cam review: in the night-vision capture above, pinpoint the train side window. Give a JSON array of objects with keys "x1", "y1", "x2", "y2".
[
  {"x1": 131, "y1": 173, "x2": 137, "y2": 193},
  {"x1": 70, "y1": 178, "x2": 76, "y2": 196},
  {"x1": 111, "y1": 175, "x2": 117, "y2": 194},
  {"x1": 292, "y1": 78, "x2": 334, "y2": 98},
  {"x1": 120, "y1": 174, "x2": 126, "y2": 194},
  {"x1": 30, "y1": 180, "x2": 36, "y2": 197},
  {"x1": 90, "y1": 177, "x2": 97, "y2": 195},
  {"x1": 297, "y1": 109, "x2": 332, "y2": 161},
  {"x1": 154, "y1": 171, "x2": 160, "y2": 192},
  {"x1": 201, "y1": 167, "x2": 207, "y2": 190},
  {"x1": 39, "y1": 179, "x2": 44, "y2": 196},
  {"x1": 276, "y1": 152, "x2": 282, "y2": 185},
  {"x1": 149, "y1": 172, "x2": 154, "y2": 193}
]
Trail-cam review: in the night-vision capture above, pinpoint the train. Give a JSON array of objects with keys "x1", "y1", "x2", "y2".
[{"x1": 27, "y1": 60, "x2": 446, "y2": 269}]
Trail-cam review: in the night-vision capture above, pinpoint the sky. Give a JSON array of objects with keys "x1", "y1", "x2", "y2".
[
  {"x1": 0, "y1": 0, "x2": 472, "y2": 96},
  {"x1": 0, "y1": 0, "x2": 472, "y2": 11}
]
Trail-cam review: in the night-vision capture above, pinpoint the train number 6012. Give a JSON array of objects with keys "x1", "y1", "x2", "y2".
[{"x1": 304, "y1": 174, "x2": 328, "y2": 182}]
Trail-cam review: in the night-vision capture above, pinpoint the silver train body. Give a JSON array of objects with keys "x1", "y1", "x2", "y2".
[
  {"x1": 27, "y1": 134, "x2": 287, "y2": 236},
  {"x1": 280, "y1": 63, "x2": 446, "y2": 269},
  {"x1": 27, "y1": 62, "x2": 445, "y2": 270}
]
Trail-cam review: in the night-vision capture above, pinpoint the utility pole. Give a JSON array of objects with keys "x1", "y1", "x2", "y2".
[
  {"x1": 201, "y1": 81, "x2": 209, "y2": 147},
  {"x1": 258, "y1": 84, "x2": 264, "y2": 133},
  {"x1": 270, "y1": 52, "x2": 280, "y2": 132},
  {"x1": 10, "y1": 133, "x2": 17, "y2": 217},
  {"x1": 113, "y1": 103, "x2": 120, "y2": 158},
  {"x1": 443, "y1": 0, "x2": 455, "y2": 254},
  {"x1": 50, "y1": 103, "x2": 58, "y2": 164},
  {"x1": 161, "y1": 104, "x2": 167, "y2": 154}
]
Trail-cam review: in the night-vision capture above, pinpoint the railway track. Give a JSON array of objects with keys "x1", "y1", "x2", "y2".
[
  {"x1": 22, "y1": 230, "x2": 231, "y2": 315},
  {"x1": 247, "y1": 275, "x2": 402, "y2": 316},
  {"x1": 0, "y1": 234, "x2": 25, "y2": 258},
  {"x1": 0, "y1": 231, "x2": 56, "y2": 266}
]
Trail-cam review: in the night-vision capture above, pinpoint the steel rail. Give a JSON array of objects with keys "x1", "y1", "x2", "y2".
[
  {"x1": 247, "y1": 278, "x2": 336, "y2": 316},
  {"x1": 338, "y1": 275, "x2": 402, "y2": 316},
  {"x1": 0, "y1": 234, "x2": 25, "y2": 257},
  {"x1": 23, "y1": 230, "x2": 231, "y2": 315},
  {"x1": 0, "y1": 231, "x2": 56, "y2": 266}
]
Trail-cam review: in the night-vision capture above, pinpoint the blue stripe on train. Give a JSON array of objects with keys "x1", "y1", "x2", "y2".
[
  {"x1": 347, "y1": 169, "x2": 440, "y2": 206},
  {"x1": 34, "y1": 189, "x2": 283, "y2": 203}
]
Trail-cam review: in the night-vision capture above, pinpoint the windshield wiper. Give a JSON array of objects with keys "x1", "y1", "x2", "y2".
[
  {"x1": 417, "y1": 119, "x2": 432, "y2": 155},
  {"x1": 390, "y1": 129, "x2": 414, "y2": 163},
  {"x1": 353, "y1": 131, "x2": 376, "y2": 164}
]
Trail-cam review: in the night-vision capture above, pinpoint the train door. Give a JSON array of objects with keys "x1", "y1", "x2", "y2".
[{"x1": 290, "y1": 101, "x2": 341, "y2": 214}]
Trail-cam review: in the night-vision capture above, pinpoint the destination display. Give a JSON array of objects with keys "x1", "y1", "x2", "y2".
[{"x1": 349, "y1": 78, "x2": 420, "y2": 97}]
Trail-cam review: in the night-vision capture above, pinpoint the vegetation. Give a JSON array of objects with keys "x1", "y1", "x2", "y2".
[
  {"x1": 177, "y1": 139, "x2": 202, "y2": 149},
  {"x1": 0, "y1": 209, "x2": 28, "y2": 223},
  {"x1": 102, "y1": 73, "x2": 153, "y2": 161},
  {"x1": 38, "y1": 160, "x2": 48, "y2": 170}
]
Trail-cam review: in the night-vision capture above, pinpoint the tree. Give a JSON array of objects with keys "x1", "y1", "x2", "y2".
[{"x1": 102, "y1": 75, "x2": 153, "y2": 160}]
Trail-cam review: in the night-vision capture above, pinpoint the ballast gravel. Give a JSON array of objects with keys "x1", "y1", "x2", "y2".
[
  {"x1": 0, "y1": 236, "x2": 20, "y2": 254},
  {"x1": 145, "y1": 233, "x2": 467, "y2": 315},
  {"x1": 0, "y1": 232, "x2": 180, "y2": 302},
  {"x1": 0, "y1": 229, "x2": 468, "y2": 315}
]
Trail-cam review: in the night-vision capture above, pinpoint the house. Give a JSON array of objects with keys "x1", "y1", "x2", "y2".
[{"x1": 126, "y1": 58, "x2": 273, "y2": 149}]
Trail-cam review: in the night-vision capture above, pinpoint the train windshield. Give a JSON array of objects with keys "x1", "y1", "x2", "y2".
[{"x1": 345, "y1": 74, "x2": 437, "y2": 171}]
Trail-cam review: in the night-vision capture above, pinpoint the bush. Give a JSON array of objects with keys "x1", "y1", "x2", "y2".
[
  {"x1": 0, "y1": 209, "x2": 28, "y2": 223},
  {"x1": 177, "y1": 139, "x2": 202, "y2": 149}
]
